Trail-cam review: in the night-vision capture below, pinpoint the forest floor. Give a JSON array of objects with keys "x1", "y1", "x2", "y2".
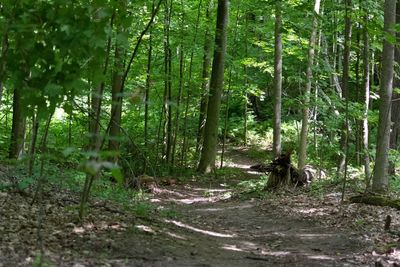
[{"x1": 1, "y1": 147, "x2": 400, "y2": 266}]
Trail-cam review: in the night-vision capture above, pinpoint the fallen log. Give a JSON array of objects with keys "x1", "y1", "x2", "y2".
[{"x1": 350, "y1": 194, "x2": 400, "y2": 210}]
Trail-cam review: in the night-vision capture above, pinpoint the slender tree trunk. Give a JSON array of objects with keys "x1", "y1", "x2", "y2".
[
  {"x1": 181, "y1": 0, "x2": 203, "y2": 167},
  {"x1": 298, "y1": 0, "x2": 321, "y2": 170},
  {"x1": 171, "y1": 44, "x2": 185, "y2": 168},
  {"x1": 196, "y1": 0, "x2": 214, "y2": 154},
  {"x1": 80, "y1": 13, "x2": 115, "y2": 220},
  {"x1": 68, "y1": 97, "x2": 73, "y2": 147},
  {"x1": 220, "y1": 0, "x2": 241, "y2": 168},
  {"x1": 198, "y1": 0, "x2": 229, "y2": 173},
  {"x1": 337, "y1": 0, "x2": 352, "y2": 178},
  {"x1": 243, "y1": 16, "x2": 249, "y2": 146},
  {"x1": 355, "y1": 28, "x2": 361, "y2": 166},
  {"x1": 273, "y1": 0, "x2": 283, "y2": 158},
  {"x1": 0, "y1": 32, "x2": 8, "y2": 108},
  {"x1": 144, "y1": 3, "x2": 154, "y2": 147},
  {"x1": 108, "y1": 38, "x2": 124, "y2": 160},
  {"x1": 9, "y1": 87, "x2": 26, "y2": 159},
  {"x1": 162, "y1": 0, "x2": 173, "y2": 163},
  {"x1": 144, "y1": 2, "x2": 154, "y2": 173},
  {"x1": 171, "y1": 0, "x2": 186, "y2": 169},
  {"x1": 362, "y1": 9, "x2": 371, "y2": 188},
  {"x1": 372, "y1": 0, "x2": 396, "y2": 193},
  {"x1": 28, "y1": 110, "x2": 39, "y2": 176}
]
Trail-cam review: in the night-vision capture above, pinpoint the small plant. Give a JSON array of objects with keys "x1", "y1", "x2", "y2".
[
  {"x1": 159, "y1": 208, "x2": 178, "y2": 219},
  {"x1": 234, "y1": 175, "x2": 268, "y2": 197},
  {"x1": 131, "y1": 202, "x2": 155, "y2": 218}
]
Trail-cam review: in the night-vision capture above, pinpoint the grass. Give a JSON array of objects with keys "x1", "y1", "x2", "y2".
[{"x1": 234, "y1": 175, "x2": 269, "y2": 198}]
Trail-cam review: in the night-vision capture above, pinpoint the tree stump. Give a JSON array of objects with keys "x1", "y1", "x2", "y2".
[{"x1": 251, "y1": 150, "x2": 314, "y2": 190}]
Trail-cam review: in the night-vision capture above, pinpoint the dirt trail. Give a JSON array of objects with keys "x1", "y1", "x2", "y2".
[
  {"x1": 100, "y1": 148, "x2": 372, "y2": 267},
  {"x1": 115, "y1": 183, "x2": 366, "y2": 267}
]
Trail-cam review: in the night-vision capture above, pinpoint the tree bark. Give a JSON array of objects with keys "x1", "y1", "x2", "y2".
[
  {"x1": 181, "y1": 0, "x2": 204, "y2": 167},
  {"x1": 273, "y1": 0, "x2": 283, "y2": 158},
  {"x1": 171, "y1": 44, "x2": 185, "y2": 169},
  {"x1": 197, "y1": 0, "x2": 229, "y2": 173},
  {"x1": 372, "y1": 0, "x2": 396, "y2": 193},
  {"x1": 9, "y1": 87, "x2": 26, "y2": 159},
  {"x1": 390, "y1": 3, "x2": 400, "y2": 172},
  {"x1": 144, "y1": 2, "x2": 154, "y2": 172},
  {"x1": 162, "y1": 0, "x2": 173, "y2": 163},
  {"x1": 196, "y1": 0, "x2": 214, "y2": 154},
  {"x1": 337, "y1": 0, "x2": 352, "y2": 178},
  {"x1": 108, "y1": 37, "x2": 124, "y2": 160},
  {"x1": 0, "y1": 32, "x2": 8, "y2": 109},
  {"x1": 298, "y1": 0, "x2": 321, "y2": 170},
  {"x1": 221, "y1": 1, "x2": 241, "y2": 168},
  {"x1": 362, "y1": 10, "x2": 371, "y2": 188}
]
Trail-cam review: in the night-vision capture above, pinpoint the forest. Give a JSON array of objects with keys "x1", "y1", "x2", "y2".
[{"x1": 0, "y1": 0, "x2": 400, "y2": 266}]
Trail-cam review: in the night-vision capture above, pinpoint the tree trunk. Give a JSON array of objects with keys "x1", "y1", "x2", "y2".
[
  {"x1": 197, "y1": 0, "x2": 229, "y2": 173},
  {"x1": 372, "y1": 0, "x2": 396, "y2": 193},
  {"x1": 355, "y1": 28, "x2": 361, "y2": 166},
  {"x1": 80, "y1": 12, "x2": 115, "y2": 220},
  {"x1": 108, "y1": 39, "x2": 124, "y2": 160},
  {"x1": 390, "y1": 3, "x2": 400, "y2": 174},
  {"x1": 162, "y1": 0, "x2": 173, "y2": 163},
  {"x1": 220, "y1": 1, "x2": 241, "y2": 168},
  {"x1": 181, "y1": 0, "x2": 203, "y2": 167},
  {"x1": 0, "y1": 32, "x2": 8, "y2": 108},
  {"x1": 337, "y1": 0, "x2": 352, "y2": 178},
  {"x1": 171, "y1": 45, "x2": 185, "y2": 169},
  {"x1": 144, "y1": 3, "x2": 154, "y2": 172},
  {"x1": 196, "y1": 0, "x2": 214, "y2": 154},
  {"x1": 273, "y1": 0, "x2": 283, "y2": 158},
  {"x1": 298, "y1": 0, "x2": 321, "y2": 170},
  {"x1": 362, "y1": 8, "x2": 371, "y2": 188},
  {"x1": 9, "y1": 87, "x2": 26, "y2": 159},
  {"x1": 28, "y1": 110, "x2": 39, "y2": 176}
]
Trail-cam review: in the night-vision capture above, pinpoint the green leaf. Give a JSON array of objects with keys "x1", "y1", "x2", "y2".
[{"x1": 111, "y1": 167, "x2": 124, "y2": 185}]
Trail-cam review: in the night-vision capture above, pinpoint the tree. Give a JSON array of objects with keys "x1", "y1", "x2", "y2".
[
  {"x1": 362, "y1": 3, "x2": 371, "y2": 187},
  {"x1": 196, "y1": 0, "x2": 214, "y2": 154},
  {"x1": 8, "y1": 86, "x2": 25, "y2": 159},
  {"x1": 390, "y1": 2, "x2": 400, "y2": 174},
  {"x1": 108, "y1": 1, "x2": 127, "y2": 161},
  {"x1": 298, "y1": 0, "x2": 321, "y2": 170},
  {"x1": 337, "y1": 0, "x2": 352, "y2": 178},
  {"x1": 371, "y1": 0, "x2": 396, "y2": 193},
  {"x1": 272, "y1": 0, "x2": 283, "y2": 158},
  {"x1": 197, "y1": 0, "x2": 229, "y2": 173}
]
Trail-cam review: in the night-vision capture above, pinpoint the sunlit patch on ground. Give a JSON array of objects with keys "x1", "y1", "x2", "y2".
[
  {"x1": 297, "y1": 233, "x2": 334, "y2": 239},
  {"x1": 135, "y1": 225, "x2": 156, "y2": 234},
  {"x1": 307, "y1": 254, "x2": 335, "y2": 260},
  {"x1": 195, "y1": 203, "x2": 255, "y2": 212},
  {"x1": 164, "y1": 231, "x2": 187, "y2": 240},
  {"x1": 296, "y1": 207, "x2": 329, "y2": 216},
  {"x1": 151, "y1": 185, "x2": 232, "y2": 204},
  {"x1": 164, "y1": 219, "x2": 236, "y2": 238},
  {"x1": 259, "y1": 251, "x2": 291, "y2": 256},
  {"x1": 221, "y1": 244, "x2": 245, "y2": 252}
]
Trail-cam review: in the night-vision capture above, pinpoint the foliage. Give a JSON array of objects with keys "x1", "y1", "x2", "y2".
[{"x1": 234, "y1": 175, "x2": 269, "y2": 197}]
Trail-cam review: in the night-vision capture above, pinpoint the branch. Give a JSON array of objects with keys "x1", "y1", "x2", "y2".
[{"x1": 120, "y1": 0, "x2": 163, "y2": 94}]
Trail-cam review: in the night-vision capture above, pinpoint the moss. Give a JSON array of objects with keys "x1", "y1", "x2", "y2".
[{"x1": 350, "y1": 194, "x2": 400, "y2": 210}]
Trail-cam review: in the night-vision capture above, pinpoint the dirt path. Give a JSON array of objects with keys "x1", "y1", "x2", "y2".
[{"x1": 108, "y1": 183, "x2": 366, "y2": 267}]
